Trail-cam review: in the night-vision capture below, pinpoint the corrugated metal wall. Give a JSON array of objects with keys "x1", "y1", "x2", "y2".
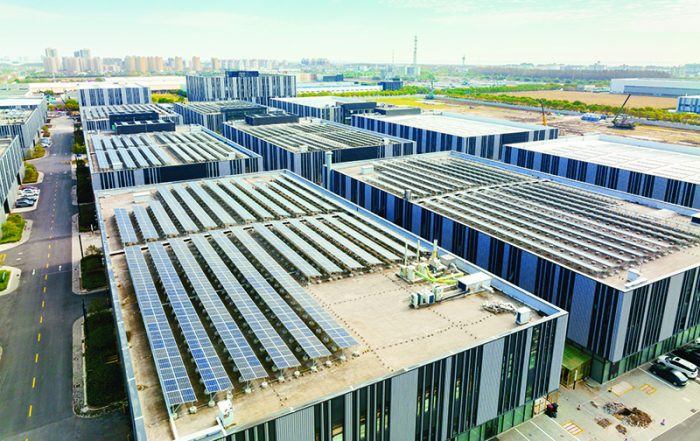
[{"x1": 389, "y1": 370, "x2": 419, "y2": 441}]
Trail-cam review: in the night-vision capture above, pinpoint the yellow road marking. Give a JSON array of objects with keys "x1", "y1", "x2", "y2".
[
  {"x1": 45, "y1": 263, "x2": 48, "y2": 269},
  {"x1": 37, "y1": 333, "x2": 41, "y2": 343},
  {"x1": 0, "y1": 254, "x2": 5, "y2": 264},
  {"x1": 47, "y1": 253, "x2": 50, "y2": 259},
  {"x1": 41, "y1": 300, "x2": 44, "y2": 308},
  {"x1": 48, "y1": 244, "x2": 51, "y2": 249},
  {"x1": 32, "y1": 377, "x2": 36, "y2": 388},
  {"x1": 43, "y1": 287, "x2": 46, "y2": 293},
  {"x1": 35, "y1": 353, "x2": 38, "y2": 363},
  {"x1": 39, "y1": 315, "x2": 43, "y2": 324},
  {"x1": 27, "y1": 405, "x2": 32, "y2": 417},
  {"x1": 45, "y1": 274, "x2": 48, "y2": 281}
]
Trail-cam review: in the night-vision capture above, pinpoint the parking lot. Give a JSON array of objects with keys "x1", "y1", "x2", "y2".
[{"x1": 497, "y1": 362, "x2": 700, "y2": 441}]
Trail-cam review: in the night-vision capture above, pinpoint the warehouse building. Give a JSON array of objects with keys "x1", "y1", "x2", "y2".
[
  {"x1": 297, "y1": 82, "x2": 383, "y2": 94},
  {"x1": 173, "y1": 100, "x2": 268, "y2": 132},
  {"x1": 352, "y1": 112, "x2": 557, "y2": 157},
  {"x1": 0, "y1": 136, "x2": 26, "y2": 222},
  {"x1": 86, "y1": 125, "x2": 261, "y2": 190},
  {"x1": 610, "y1": 78, "x2": 700, "y2": 97},
  {"x1": 677, "y1": 95, "x2": 700, "y2": 114},
  {"x1": 80, "y1": 104, "x2": 182, "y2": 132},
  {"x1": 77, "y1": 82, "x2": 152, "y2": 107},
  {"x1": 501, "y1": 134, "x2": 700, "y2": 209},
  {"x1": 0, "y1": 97, "x2": 46, "y2": 110},
  {"x1": 186, "y1": 70, "x2": 296, "y2": 103},
  {"x1": 330, "y1": 152, "x2": 700, "y2": 384},
  {"x1": 96, "y1": 169, "x2": 567, "y2": 441},
  {"x1": 223, "y1": 115, "x2": 416, "y2": 184},
  {"x1": 0, "y1": 98, "x2": 48, "y2": 151},
  {"x1": 269, "y1": 96, "x2": 377, "y2": 124}
]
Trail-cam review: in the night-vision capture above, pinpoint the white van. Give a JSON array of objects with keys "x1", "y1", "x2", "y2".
[{"x1": 657, "y1": 355, "x2": 698, "y2": 379}]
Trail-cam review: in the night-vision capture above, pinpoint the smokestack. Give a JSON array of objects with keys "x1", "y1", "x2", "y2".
[{"x1": 413, "y1": 35, "x2": 418, "y2": 77}]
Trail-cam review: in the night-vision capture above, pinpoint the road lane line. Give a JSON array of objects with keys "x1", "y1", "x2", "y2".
[
  {"x1": 35, "y1": 353, "x2": 38, "y2": 363},
  {"x1": 39, "y1": 315, "x2": 43, "y2": 324},
  {"x1": 32, "y1": 377, "x2": 36, "y2": 388},
  {"x1": 45, "y1": 274, "x2": 48, "y2": 281},
  {"x1": 41, "y1": 300, "x2": 44, "y2": 308},
  {"x1": 37, "y1": 333, "x2": 41, "y2": 343},
  {"x1": 43, "y1": 287, "x2": 46, "y2": 293},
  {"x1": 45, "y1": 263, "x2": 49, "y2": 269},
  {"x1": 28, "y1": 405, "x2": 32, "y2": 417}
]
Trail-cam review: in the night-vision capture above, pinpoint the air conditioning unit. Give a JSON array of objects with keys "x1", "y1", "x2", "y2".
[{"x1": 515, "y1": 307, "x2": 531, "y2": 325}]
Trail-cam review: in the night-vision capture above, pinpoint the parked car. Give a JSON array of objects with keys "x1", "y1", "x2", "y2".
[
  {"x1": 649, "y1": 363, "x2": 688, "y2": 387},
  {"x1": 20, "y1": 189, "x2": 39, "y2": 196},
  {"x1": 674, "y1": 348, "x2": 700, "y2": 367},
  {"x1": 20, "y1": 185, "x2": 39, "y2": 191},
  {"x1": 657, "y1": 355, "x2": 698, "y2": 379},
  {"x1": 15, "y1": 199, "x2": 35, "y2": 208}
]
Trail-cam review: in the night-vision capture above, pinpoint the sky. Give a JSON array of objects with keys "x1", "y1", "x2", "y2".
[{"x1": 2, "y1": 0, "x2": 699, "y2": 66}]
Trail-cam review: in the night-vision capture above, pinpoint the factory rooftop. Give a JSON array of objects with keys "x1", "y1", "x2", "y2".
[
  {"x1": 80, "y1": 104, "x2": 179, "y2": 123},
  {"x1": 334, "y1": 152, "x2": 700, "y2": 290},
  {"x1": 356, "y1": 111, "x2": 548, "y2": 137},
  {"x1": 176, "y1": 100, "x2": 267, "y2": 114},
  {"x1": 226, "y1": 117, "x2": 402, "y2": 153},
  {"x1": 507, "y1": 134, "x2": 700, "y2": 184},
  {"x1": 98, "y1": 170, "x2": 553, "y2": 439},
  {"x1": 0, "y1": 137, "x2": 14, "y2": 153},
  {"x1": 87, "y1": 126, "x2": 253, "y2": 172},
  {"x1": 77, "y1": 81, "x2": 146, "y2": 89},
  {"x1": 272, "y1": 95, "x2": 371, "y2": 108},
  {"x1": 0, "y1": 108, "x2": 33, "y2": 124},
  {"x1": 0, "y1": 98, "x2": 44, "y2": 109}
]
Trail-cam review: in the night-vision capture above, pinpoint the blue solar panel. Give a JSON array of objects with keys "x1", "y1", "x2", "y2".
[
  {"x1": 185, "y1": 235, "x2": 300, "y2": 371},
  {"x1": 149, "y1": 200, "x2": 180, "y2": 237},
  {"x1": 277, "y1": 175, "x2": 338, "y2": 212},
  {"x1": 234, "y1": 179, "x2": 289, "y2": 218},
  {"x1": 158, "y1": 186, "x2": 199, "y2": 233},
  {"x1": 114, "y1": 208, "x2": 138, "y2": 245},
  {"x1": 256, "y1": 183, "x2": 305, "y2": 216},
  {"x1": 337, "y1": 212, "x2": 426, "y2": 254},
  {"x1": 304, "y1": 217, "x2": 383, "y2": 266},
  {"x1": 210, "y1": 231, "x2": 331, "y2": 359},
  {"x1": 168, "y1": 238, "x2": 269, "y2": 380},
  {"x1": 231, "y1": 228, "x2": 357, "y2": 350},
  {"x1": 287, "y1": 219, "x2": 363, "y2": 270},
  {"x1": 220, "y1": 180, "x2": 273, "y2": 220},
  {"x1": 171, "y1": 183, "x2": 218, "y2": 229},
  {"x1": 269, "y1": 221, "x2": 343, "y2": 274},
  {"x1": 148, "y1": 243, "x2": 232, "y2": 394},
  {"x1": 188, "y1": 183, "x2": 235, "y2": 226},
  {"x1": 252, "y1": 224, "x2": 321, "y2": 279},
  {"x1": 322, "y1": 215, "x2": 401, "y2": 261},
  {"x1": 204, "y1": 181, "x2": 256, "y2": 223},
  {"x1": 267, "y1": 181, "x2": 321, "y2": 214},
  {"x1": 123, "y1": 246, "x2": 196, "y2": 407},
  {"x1": 132, "y1": 204, "x2": 159, "y2": 241}
]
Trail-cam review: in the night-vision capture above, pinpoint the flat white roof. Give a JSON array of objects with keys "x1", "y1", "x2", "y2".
[
  {"x1": 359, "y1": 112, "x2": 544, "y2": 137},
  {"x1": 77, "y1": 82, "x2": 147, "y2": 89},
  {"x1": 509, "y1": 134, "x2": 700, "y2": 184},
  {"x1": 273, "y1": 96, "x2": 367, "y2": 108},
  {"x1": 0, "y1": 98, "x2": 44, "y2": 107}
]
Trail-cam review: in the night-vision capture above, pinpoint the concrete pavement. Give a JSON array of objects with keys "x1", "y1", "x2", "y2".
[{"x1": 0, "y1": 116, "x2": 129, "y2": 441}]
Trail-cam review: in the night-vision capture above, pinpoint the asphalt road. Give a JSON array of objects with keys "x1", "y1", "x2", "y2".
[
  {"x1": 0, "y1": 116, "x2": 129, "y2": 441},
  {"x1": 655, "y1": 405, "x2": 700, "y2": 441}
]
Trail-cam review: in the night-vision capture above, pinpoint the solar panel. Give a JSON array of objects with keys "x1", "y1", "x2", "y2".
[
  {"x1": 252, "y1": 224, "x2": 321, "y2": 279},
  {"x1": 234, "y1": 180, "x2": 289, "y2": 218},
  {"x1": 256, "y1": 183, "x2": 305, "y2": 216},
  {"x1": 338, "y1": 212, "x2": 425, "y2": 254},
  {"x1": 171, "y1": 184, "x2": 218, "y2": 229},
  {"x1": 158, "y1": 187, "x2": 199, "y2": 233},
  {"x1": 148, "y1": 243, "x2": 232, "y2": 394},
  {"x1": 267, "y1": 181, "x2": 321, "y2": 214},
  {"x1": 204, "y1": 181, "x2": 256, "y2": 223},
  {"x1": 277, "y1": 175, "x2": 338, "y2": 211},
  {"x1": 287, "y1": 219, "x2": 363, "y2": 270},
  {"x1": 269, "y1": 221, "x2": 343, "y2": 274},
  {"x1": 184, "y1": 235, "x2": 300, "y2": 371},
  {"x1": 128, "y1": 147, "x2": 150, "y2": 168},
  {"x1": 231, "y1": 228, "x2": 357, "y2": 349},
  {"x1": 95, "y1": 150, "x2": 110, "y2": 169},
  {"x1": 132, "y1": 204, "x2": 159, "y2": 241},
  {"x1": 220, "y1": 180, "x2": 273, "y2": 220},
  {"x1": 188, "y1": 183, "x2": 235, "y2": 226},
  {"x1": 321, "y1": 216, "x2": 401, "y2": 262},
  {"x1": 106, "y1": 149, "x2": 122, "y2": 168},
  {"x1": 304, "y1": 217, "x2": 384, "y2": 266},
  {"x1": 114, "y1": 208, "x2": 139, "y2": 245},
  {"x1": 167, "y1": 239, "x2": 268, "y2": 380},
  {"x1": 210, "y1": 231, "x2": 331, "y2": 359},
  {"x1": 123, "y1": 246, "x2": 196, "y2": 407},
  {"x1": 139, "y1": 145, "x2": 162, "y2": 167},
  {"x1": 117, "y1": 149, "x2": 137, "y2": 169},
  {"x1": 149, "y1": 200, "x2": 180, "y2": 237}
]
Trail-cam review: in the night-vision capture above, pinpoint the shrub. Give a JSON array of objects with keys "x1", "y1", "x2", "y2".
[
  {"x1": 0, "y1": 270, "x2": 11, "y2": 291},
  {"x1": 24, "y1": 163, "x2": 38, "y2": 183},
  {"x1": 26, "y1": 144, "x2": 45, "y2": 160},
  {"x1": 0, "y1": 214, "x2": 26, "y2": 244}
]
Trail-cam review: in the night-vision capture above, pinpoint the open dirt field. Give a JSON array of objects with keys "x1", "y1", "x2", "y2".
[
  {"x1": 376, "y1": 97, "x2": 700, "y2": 147},
  {"x1": 493, "y1": 90, "x2": 678, "y2": 109}
]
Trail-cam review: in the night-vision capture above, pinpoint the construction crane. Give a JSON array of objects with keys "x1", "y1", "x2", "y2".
[
  {"x1": 611, "y1": 94, "x2": 636, "y2": 130},
  {"x1": 539, "y1": 102, "x2": 547, "y2": 126}
]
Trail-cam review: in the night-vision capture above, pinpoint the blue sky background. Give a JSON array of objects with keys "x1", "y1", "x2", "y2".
[{"x1": 2, "y1": 0, "x2": 698, "y2": 65}]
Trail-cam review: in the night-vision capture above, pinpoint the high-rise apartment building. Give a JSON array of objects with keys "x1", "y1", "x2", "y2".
[
  {"x1": 191, "y1": 56, "x2": 202, "y2": 72},
  {"x1": 186, "y1": 70, "x2": 296, "y2": 104}
]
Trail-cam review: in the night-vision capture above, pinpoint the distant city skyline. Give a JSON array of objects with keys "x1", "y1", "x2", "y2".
[{"x1": 2, "y1": 0, "x2": 699, "y2": 66}]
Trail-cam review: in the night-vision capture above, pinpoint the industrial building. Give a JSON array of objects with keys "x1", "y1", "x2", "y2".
[
  {"x1": 677, "y1": 95, "x2": 700, "y2": 114},
  {"x1": 0, "y1": 98, "x2": 48, "y2": 151},
  {"x1": 379, "y1": 78, "x2": 404, "y2": 91},
  {"x1": 0, "y1": 136, "x2": 26, "y2": 222},
  {"x1": 0, "y1": 97, "x2": 46, "y2": 110},
  {"x1": 77, "y1": 82, "x2": 152, "y2": 107},
  {"x1": 296, "y1": 82, "x2": 383, "y2": 94},
  {"x1": 223, "y1": 115, "x2": 416, "y2": 184},
  {"x1": 80, "y1": 104, "x2": 182, "y2": 132},
  {"x1": 501, "y1": 134, "x2": 700, "y2": 209},
  {"x1": 269, "y1": 96, "x2": 377, "y2": 124},
  {"x1": 330, "y1": 152, "x2": 700, "y2": 383},
  {"x1": 186, "y1": 70, "x2": 296, "y2": 103},
  {"x1": 352, "y1": 112, "x2": 558, "y2": 157},
  {"x1": 610, "y1": 78, "x2": 700, "y2": 97},
  {"x1": 86, "y1": 125, "x2": 261, "y2": 190},
  {"x1": 95, "y1": 169, "x2": 567, "y2": 441},
  {"x1": 173, "y1": 100, "x2": 268, "y2": 132}
]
